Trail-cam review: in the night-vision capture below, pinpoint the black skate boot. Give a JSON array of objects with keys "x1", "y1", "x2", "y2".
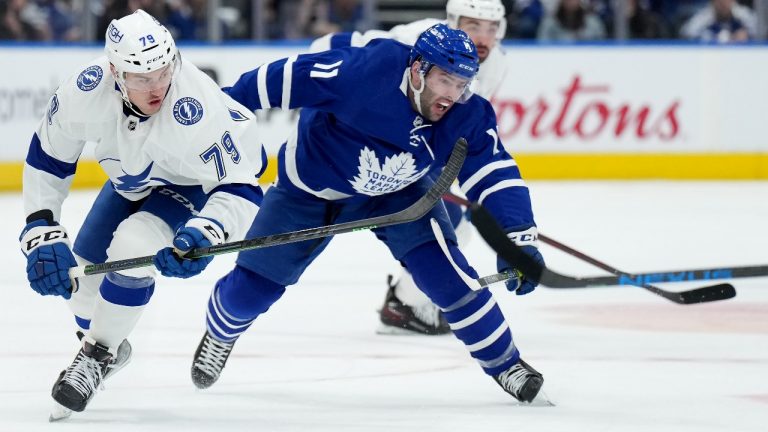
[
  {"x1": 191, "y1": 332, "x2": 235, "y2": 389},
  {"x1": 76, "y1": 331, "x2": 132, "y2": 380},
  {"x1": 378, "y1": 275, "x2": 451, "y2": 335},
  {"x1": 493, "y1": 358, "x2": 544, "y2": 403},
  {"x1": 51, "y1": 341, "x2": 114, "y2": 413},
  {"x1": 50, "y1": 334, "x2": 131, "y2": 421}
]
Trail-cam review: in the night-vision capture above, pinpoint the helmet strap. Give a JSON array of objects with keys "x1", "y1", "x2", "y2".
[{"x1": 407, "y1": 63, "x2": 428, "y2": 117}]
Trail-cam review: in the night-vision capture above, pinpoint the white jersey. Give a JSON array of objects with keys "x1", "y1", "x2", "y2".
[
  {"x1": 309, "y1": 18, "x2": 508, "y2": 100},
  {"x1": 23, "y1": 56, "x2": 264, "y2": 240}
]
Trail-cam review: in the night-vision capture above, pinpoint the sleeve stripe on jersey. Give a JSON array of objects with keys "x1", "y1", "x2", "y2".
[
  {"x1": 478, "y1": 179, "x2": 527, "y2": 204},
  {"x1": 210, "y1": 183, "x2": 263, "y2": 205},
  {"x1": 460, "y1": 159, "x2": 518, "y2": 194},
  {"x1": 281, "y1": 55, "x2": 297, "y2": 110},
  {"x1": 257, "y1": 61, "x2": 272, "y2": 109},
  {"x1": 25, "y1": 133, "x2": 77, "y2": 179},
  {"x1": 313, "y1": 60, "x2": 343, "y2": 70}
]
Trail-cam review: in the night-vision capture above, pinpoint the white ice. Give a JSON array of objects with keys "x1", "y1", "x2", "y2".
[{"x1": 1, "y1": 181, "x2": 767, "y2": 432}]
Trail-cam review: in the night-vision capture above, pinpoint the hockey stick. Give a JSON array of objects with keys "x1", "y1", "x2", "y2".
[
  {"x1": 443, "y1": 193, "x2": 736, "y2": 304},
  {"x1": 68, "y1": 138, "x2": 468, "y2": 279}
]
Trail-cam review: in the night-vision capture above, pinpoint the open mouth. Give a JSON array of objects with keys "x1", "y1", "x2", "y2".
[{"x1": 435, "y1": 99, "x2": 453, "y2": 113}]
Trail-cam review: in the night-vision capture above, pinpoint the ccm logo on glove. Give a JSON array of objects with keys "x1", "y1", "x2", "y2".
[{"x1": 22, "y1": 227, "x2": 69, "y2": 253}]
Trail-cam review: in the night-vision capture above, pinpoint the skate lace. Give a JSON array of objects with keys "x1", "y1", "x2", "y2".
[
  {"x1": 62, "y1": 352, "x2": 105, "y2": 398},
  {"x1": 496, "y1": 363, "x2": 531, "y2": 396},
  {"x1": 194, "y1": 336, "x2": 233, "y2": 378},
  {"x1": 412, "y1": 303, "x2": 442, "y2": 327}
]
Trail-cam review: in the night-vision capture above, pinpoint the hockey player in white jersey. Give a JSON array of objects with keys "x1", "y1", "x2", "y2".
[
  {"x1": 19, "y1": 10, "x2": 264, "y2": 418},
  {"x1": 311, "y1": 0, "x2": 511, "y2": 335},
  {"x1": 190, "y1": 24, "x2": 546, "y2": 403}
]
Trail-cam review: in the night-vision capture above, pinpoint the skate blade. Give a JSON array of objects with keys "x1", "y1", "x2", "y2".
[
  {"x1": 375, "y1": 324, "x2": 445, "y2": 336},
  {"x1": 523, "y1": 390, "x2": 556, "y2": 407},
  {"x1": 49, "y1": 401, "x2": 73, "y2": 422}
]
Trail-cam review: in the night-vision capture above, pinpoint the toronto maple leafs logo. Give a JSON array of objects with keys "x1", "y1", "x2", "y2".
[
  {"x1": 349, "y1": 147, "x2": 429, "y2": 196},
  {"x1": 77, "y1": 65, "x2": 103, "y2": 91},
  {"x1": 114, "y1": 162, "x2": 154, "y2": 193}
]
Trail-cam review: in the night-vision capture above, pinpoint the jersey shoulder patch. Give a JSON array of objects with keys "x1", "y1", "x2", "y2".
[
  {"x1": 76, "y1": 65, "x2": 104, "y2": 92},
  {"x1": 173, "y1": 97, "x2": 204, "y2": 126}
]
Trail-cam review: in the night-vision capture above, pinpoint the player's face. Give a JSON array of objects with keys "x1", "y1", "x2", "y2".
[
  {"x1": 124, "y1": 64, "x2": 173, "y2": 115},
  {"x1": 416, "y1": 65, "x2": 471, "y2": 122},
  {"x1": 458, "y1": 17, "x2": 499, "y2": 63}
]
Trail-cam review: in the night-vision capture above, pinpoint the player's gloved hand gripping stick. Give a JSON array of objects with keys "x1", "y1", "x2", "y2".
[
  {"x1": 67, "y1": 138, "x2": 469, "y2": 284},
  {"x1": 443, "y1": 193, "x2": 736, "y2": 305}
]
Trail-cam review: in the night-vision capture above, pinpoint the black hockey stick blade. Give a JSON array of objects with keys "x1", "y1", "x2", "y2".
[
  {"x1": 473, "y1": 270, "x2": 735, "y2": 304},
  {"x1": 536, "y1": 233, "x2": 736, "y2": 304},
  {"x1": 450, "y1": 194, "x2": 736, "y2": 304},
  {"x1": 70, "y1": 138, "x2": 469, "y2": 278}
]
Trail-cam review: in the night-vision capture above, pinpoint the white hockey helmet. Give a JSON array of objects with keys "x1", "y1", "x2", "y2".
[
  {"x1": 105, "y1": 9, "x2": 178, "y2": 108},
  {"x1": 446, "y1": 0, "x2": 507, "y2": 40}
]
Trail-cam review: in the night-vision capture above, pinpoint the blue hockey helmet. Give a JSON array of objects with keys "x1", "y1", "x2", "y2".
[{"x1": 409, "y1": 23, "x2": 480, "y2": 81}]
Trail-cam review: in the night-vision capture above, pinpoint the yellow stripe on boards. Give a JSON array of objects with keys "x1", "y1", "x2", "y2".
[
  {"x1": 514, "y1": 154, "x2": 768, "y2": 180},
  {"x1": 2, "y1": 154, "x2": 768, "y2": 192}
]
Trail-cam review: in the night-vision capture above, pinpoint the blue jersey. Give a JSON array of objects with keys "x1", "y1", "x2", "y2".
[{"x1": 225, "y1": 39, "x2": 534, "y2": 231}]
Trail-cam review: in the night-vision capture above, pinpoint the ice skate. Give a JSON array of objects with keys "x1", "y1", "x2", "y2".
[
  {"x1": 377, "y1": 275, "x2": 451, "y2": 335},
  {"x1": 191, "y1": 332, "x2": 235, "y2": 389},
  {"x1": 49, "y1": 334, "x2": 130, "y2": 421},
  {"x1": 50, "y1": 340, "x2": 114, "y2": 415},
  {"x1": 494, "y1": 358, "x2": 544, "y2": 403}
]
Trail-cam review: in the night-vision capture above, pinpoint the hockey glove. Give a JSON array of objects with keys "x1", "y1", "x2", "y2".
[
  {"x1": 496, "y1": 227, "x2": 544, "y2": 296},
  {"x1": 154, "y1": 217, "x2": 226, "y2": 278},
  {"x1": 19, "y1": 217, "x2": 77, "y2": 299}
]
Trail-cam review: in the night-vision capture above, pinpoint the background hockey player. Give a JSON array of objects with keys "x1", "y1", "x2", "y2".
[
  {"x1": 310, "y1": 0, "x2": 513, "y2": 335},
  {"x1": 189, "y1": 23, "x2": 546, "y2": 403},
  {"x1": 19, "y1": 10, "x2": 264, "y2": 419}
]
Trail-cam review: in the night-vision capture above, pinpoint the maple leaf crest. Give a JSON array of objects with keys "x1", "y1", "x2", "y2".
[{"x1": 349, "y1": 147, "x2": 428, "y2": 196}]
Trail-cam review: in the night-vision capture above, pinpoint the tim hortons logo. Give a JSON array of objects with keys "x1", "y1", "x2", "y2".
[{"x1": 491, "y1": 75, "x2": 681, "y2": 141}]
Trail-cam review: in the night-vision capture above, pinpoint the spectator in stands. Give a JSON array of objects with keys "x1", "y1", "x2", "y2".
[
  {"x1": 42, "y1": 0, "x2": 80, "y2": 41},
  {"x1": 1, "y1": 0, "x2": 50, "y2": 40},
  {"x1": 628, "y1": 0, "x2": 671, "y2": 39},
  {"x1": 507, "y1": 0, "x2": 545, "y2": 39},
  {"x1": 680, "y1": 0, "x2": 757, "y2": 42},
  {"x1": 296, "y1": 0, "x2": 374, "y2": 38},
  {"x1": 536, "y1": 0, "x2": 606, "y2": 41},
  {"x1": 164, "y1": 0, "x2": 207, "y2": 40}
]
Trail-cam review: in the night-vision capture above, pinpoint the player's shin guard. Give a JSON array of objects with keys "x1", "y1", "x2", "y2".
[
  {"x1": 89, "y1": 272, "x2": 154, "y2": 350},
  {"x1": 192, "y1": 265, "x2": 286, "y2": 389}
]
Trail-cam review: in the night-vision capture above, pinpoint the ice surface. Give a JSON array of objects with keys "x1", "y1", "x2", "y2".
[{"x1": 1, "y1": 181, "x2": 766, "y2": 431}]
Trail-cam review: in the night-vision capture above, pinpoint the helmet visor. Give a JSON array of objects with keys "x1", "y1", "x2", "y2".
[
  {"x1": 122, "y1": 61, "x2": 176, "y2": 92},
  {"x1": 424, "y1": 66, "x2": 475, "y2": 104}
]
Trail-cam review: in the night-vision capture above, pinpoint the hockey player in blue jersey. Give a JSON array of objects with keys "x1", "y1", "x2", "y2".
[
  {"x1": 310, "y1": 0, "x2": 511, "y2": 336},
  {"x1": 190, "y1": 23, "x2": 546, "y2": 402},
  {"x1": 19, "y1": 10, "x2": 264, "y2": 419}
]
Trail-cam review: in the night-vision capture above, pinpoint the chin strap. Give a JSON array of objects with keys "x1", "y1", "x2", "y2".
[{"x1": 407, "y1": 70, "x2": 427, "y2": 117}]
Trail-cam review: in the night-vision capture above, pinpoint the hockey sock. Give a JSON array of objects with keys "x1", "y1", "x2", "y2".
[
  {"x1": 89, "y1": 272, "x2": 154, "y2": 351},
  {"x1": 442, "y1": 288, "x2": 519, "y2": 375},
  {"x1": 404, "y1": 241, "x2": 519, "y2": 376},
  {"x1": 206, "y1": 265, "x2": 286, "y2": 343}
]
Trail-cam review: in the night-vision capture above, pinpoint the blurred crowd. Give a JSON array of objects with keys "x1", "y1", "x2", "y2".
[{"x1": 0, "y1": 0, "x2": 764, "y2": 43}]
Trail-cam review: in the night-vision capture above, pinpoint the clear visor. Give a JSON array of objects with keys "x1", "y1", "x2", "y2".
[
  {"x1": 459, "y1": 18, "x2": 503, "y2": 42},
  {"x1": 122, "y1": 61, "x2": 177, "y2": 92},
  {"x1": 424, "y1": 67, "x2": 475, "y2": 104}
]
